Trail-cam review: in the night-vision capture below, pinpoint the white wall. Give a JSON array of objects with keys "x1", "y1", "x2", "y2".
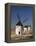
[
  {"x1": 28, "y1": 27, "x2": 31, "y2": 31},
  {"x1": 16, "y1": 26, "x2": 21, "y2": 36},
  {"x1": 24, "y1": 28, "x2": 27, "y2": 32},
  {"x1": 0, "y1": 0, "x2": 36, "y2": 46}
]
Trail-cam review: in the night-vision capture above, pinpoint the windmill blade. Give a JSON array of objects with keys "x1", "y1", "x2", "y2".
[
  {"x1": 17, "y1": 13, "x2": 20, "y2": 21},
  {"x1": 23, "y1": 17, "x2": 28, "y2": 23}
]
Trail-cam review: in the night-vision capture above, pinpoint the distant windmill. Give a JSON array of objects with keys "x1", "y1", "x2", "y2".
[
  {"x1": 23, "y1": 17, "x2": 31, "y2": 32},
  {"x1": 22, "y1": 16, "x2": 28, "y2": 32}
]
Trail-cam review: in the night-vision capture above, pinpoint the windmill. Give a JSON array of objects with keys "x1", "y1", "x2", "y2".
[
  {"x1": 16, "y1": 13, "x2": 23, "y2": 36},
  {"x1": 23, "y1": 17, "x2": 31, "y2": 32},
  {"x1": 23, "y1": 17, "x2": 28, "y2": 33}
]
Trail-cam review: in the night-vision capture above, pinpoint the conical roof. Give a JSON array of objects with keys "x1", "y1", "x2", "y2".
[
  {"x1": 24, "y1": 25, "x2": 28, "y2": 28},
  {"x1": 16, "y1": 21, "x2": 23, "y2": 26}
]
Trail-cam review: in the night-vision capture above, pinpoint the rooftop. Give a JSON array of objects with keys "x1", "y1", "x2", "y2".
[{"x1": 16, "y1": 21, "x2": 23, "y2": 26}]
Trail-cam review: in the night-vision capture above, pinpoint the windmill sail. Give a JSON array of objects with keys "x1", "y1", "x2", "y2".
[
  {"x1": 17, "y1": 13, "x2": 20, "y2": 21},
  {"x1": 23, "y1": 17, "x2": 28, "y2": 23},
  {"x1": 16, "y1": 13, "x2": 23, "y2": 26},
  {"x1": 16, "y1": 13, "x2": 29, "y2": 26}
]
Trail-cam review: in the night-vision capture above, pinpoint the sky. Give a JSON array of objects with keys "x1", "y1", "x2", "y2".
[{"x1": 10, "y1": 6, "x2": 32, "y2": 29}]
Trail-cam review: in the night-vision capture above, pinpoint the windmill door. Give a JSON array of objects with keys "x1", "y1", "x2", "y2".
[{"x1": 16, "y1": 26, "x2": 22, "y2": 36}]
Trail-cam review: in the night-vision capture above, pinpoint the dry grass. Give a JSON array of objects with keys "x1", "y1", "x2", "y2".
[{"x1": 11, "y1": 30, "x2": 33, "y2": 40}]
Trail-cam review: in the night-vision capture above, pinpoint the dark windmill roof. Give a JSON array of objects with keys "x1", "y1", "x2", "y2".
[
  {"x1": 24, "y1": 25, "x2": 28, "y2": 28},
  {"x1": 16, "y1": 21, "x2": 23, "y2": 26},
  {"x1": 24, "y1": 25, "x2": 31, "y2": 28}
]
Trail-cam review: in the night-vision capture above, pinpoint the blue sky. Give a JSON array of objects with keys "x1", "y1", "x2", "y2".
[{"x1": 10, "y1": 6, "x2": 32, "y2": 29}]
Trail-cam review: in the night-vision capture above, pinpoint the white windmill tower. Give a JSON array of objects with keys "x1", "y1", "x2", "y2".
[
  {"x1": 23, "y1": 25, "x2": 28, "y2": 33},
  {"x1": 23, "y1": 18, "x2": 31, "y2": 32},
  {"x1": 28, "y1": 24, "x2": 31, "y2": 31},
  {"x1": 16, "y1": 13, "x2": 23, "y2": 36}
]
